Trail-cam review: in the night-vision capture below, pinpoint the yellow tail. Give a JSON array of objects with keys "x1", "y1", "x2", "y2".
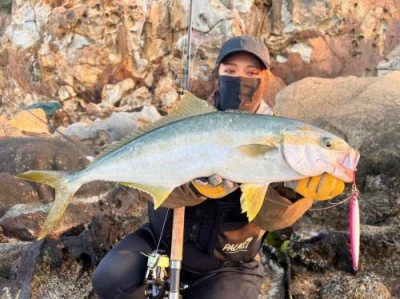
[{"x1": 15, "y1": 170, "x2": 81, "y2": 240}]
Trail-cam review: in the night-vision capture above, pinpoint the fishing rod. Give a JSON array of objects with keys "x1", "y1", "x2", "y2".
[
  {"x1": 168, "y1": 0, "x2": 194, "y2": 298},
  {"x1": 143, "y1": 1, "x2": 195, "y2": 297}
]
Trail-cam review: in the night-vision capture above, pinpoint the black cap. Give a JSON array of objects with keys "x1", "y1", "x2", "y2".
[{"x1": 216, "y1": 36, "x2": 270, "y2": 69}]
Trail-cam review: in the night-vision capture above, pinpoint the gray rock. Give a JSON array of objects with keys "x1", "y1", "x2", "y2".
[
  {"x1": 0, "y1": 242, "x2": 31, "y2": 280},
  {"x1": 61, "y1": 113, "x2": 139, "y2": 142},
  {"x1": 0, "y1": 137, "x2": 90, "y2": 206},
  {"x1": 0, "y1": 137, "x2": 89, "y2": 174},
  {"x1": 259, "y1": 244, "x2": 287, "y2": 299},
  {"x1": 120, "y1": 86, "x2": 153, "y2": 108},
  {"x1": 286, "y1": 227, "x2": 397, "y2": 297},
  {"x1": 0, "y1": 241, "x2": 42, "y2": 299},
  {"x1": 377, "y1": 44, "x2": 400, "y2": 76},
  {"x1": 61, "y1": 106, "x2": 161, "y2": 142},
  {"x1": 319, "y1": 273, "x2": 391, "y2": 298},
  {"x1": 0, "y1": 0, "x2": 12, "y2": 12},
  {"x1": 0, "y1": 172, "x2": 39, "y2": 217}
]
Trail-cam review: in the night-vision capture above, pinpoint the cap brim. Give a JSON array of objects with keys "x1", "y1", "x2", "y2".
[{"x1": 217, "y1": 49, "x2": 269, "y2": 69}]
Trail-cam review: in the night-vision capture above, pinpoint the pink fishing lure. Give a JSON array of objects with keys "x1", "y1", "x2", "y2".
[{"x1": 349, "y1": 181, "x2": 360, "y2": 271}]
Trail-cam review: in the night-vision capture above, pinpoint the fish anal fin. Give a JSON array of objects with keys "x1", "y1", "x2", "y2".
[
  {"x1": 237, "y1": 144, "x2": 276, "y2": 158},
  {"x1": 240, "y1": 183, "x2": 269, "y2": 221},
  {"x1": 121, "y1": 182, "x2": 173, "y2": 209}
]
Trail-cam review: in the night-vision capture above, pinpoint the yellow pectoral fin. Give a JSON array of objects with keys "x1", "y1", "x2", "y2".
[
  {"x1": 121, "y1": 182, "x2": 173, "y2": 208},
  {"x1": 240, "y1": 183, "x2": 269, "y2": 222}
]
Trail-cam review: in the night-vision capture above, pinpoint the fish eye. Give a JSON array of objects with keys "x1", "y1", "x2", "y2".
[{"x1": 322, "y1": 137, "x2": 333, "y2": 148}]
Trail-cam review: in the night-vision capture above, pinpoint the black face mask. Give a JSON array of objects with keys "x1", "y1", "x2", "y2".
[{"x1": 215, "y1": 76, "x2": 261, "y2": 112}]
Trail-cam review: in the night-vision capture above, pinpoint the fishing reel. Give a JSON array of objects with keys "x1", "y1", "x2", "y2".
[
  {"x1": 143, "y1": 250, "x2": 189, "y2": 298},
  {"x1": 143, "y1": 250, "x2": 170, "y2": 298}
]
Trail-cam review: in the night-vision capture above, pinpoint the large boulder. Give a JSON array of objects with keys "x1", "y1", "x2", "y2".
[
  {"x1": 275, "y1": 71, "x2": 400, "y2": 198},
  {"x1": 277, "y1": 71, "x2": 400, "y2": 182},
  {"x1": 0, "y1": 137, "x2": 89, "y2": 174},
  {"x1": 0, "y1": 172, "x2": 39, "y2": 217},
  {"x1": 275, "y1": 72, "x2": 400, "y2": 228},
  {"x1": 274, "y1": 72, "x2": 400, "y2": 296}
]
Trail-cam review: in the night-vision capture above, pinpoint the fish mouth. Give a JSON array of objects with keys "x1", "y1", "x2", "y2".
[
  {"x1": 332, "y1": 150, "x2": 360, "y2": 182},
  {"x1": 332, "y1": 165, "x2": 355, "y2": 182}
]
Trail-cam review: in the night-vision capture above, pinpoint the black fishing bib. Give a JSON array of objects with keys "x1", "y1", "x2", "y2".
[{"x1": 148, "y1": 189, "x2": 263, "y2": 273}]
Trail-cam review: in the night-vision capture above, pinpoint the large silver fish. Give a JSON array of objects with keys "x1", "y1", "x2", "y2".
[{"x1": 16, "y1": 92, "x2": 360, "y2": 240}]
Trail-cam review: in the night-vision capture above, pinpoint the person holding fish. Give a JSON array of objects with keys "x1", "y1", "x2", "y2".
[{"x1": 90, "y1": 36, "x2": 352, "y2": 299}]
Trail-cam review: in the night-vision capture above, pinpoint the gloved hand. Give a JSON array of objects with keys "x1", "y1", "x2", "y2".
[
  {"x1": 191, "y1": 174, "x2": 239, "y2": 199},
  {"x1": 291, "y1": 173, "x2": 345, "y2": 201}
]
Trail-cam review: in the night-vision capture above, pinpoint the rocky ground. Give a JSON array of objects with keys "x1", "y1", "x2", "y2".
[{"x1": 0, "y1": 1, "x2": 399, "y2": 298}]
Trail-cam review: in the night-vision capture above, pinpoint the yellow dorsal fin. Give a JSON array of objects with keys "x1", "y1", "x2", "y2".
[
  {"x1": 240, "y1": 183, "x2": 270, "y2": 221},
  {"x1": 92, "y1": 91, "x2": 216, "y2": 162},
  {"x1": 120, "y1": 182, "x2": 173, "y2": 208},
  {"x1": 237, "y1": 144, "x2": 276, "y2": 158}
]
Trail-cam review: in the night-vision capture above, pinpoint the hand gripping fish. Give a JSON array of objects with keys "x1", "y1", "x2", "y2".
[{"x1": 16, "y1": 92, "x2": 360, "y2": 240}]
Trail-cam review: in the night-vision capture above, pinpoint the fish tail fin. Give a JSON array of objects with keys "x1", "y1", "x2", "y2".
[{"x1": 16, "y1": 170, "x2": 81, "y2": 240}]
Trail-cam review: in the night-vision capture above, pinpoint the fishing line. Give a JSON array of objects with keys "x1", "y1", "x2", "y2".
[
  {"x1": 177, "y1": 0, "x2": 189, "y2": 93},
  {"x1": 3, "y1": 96, "x2": 92, "y2": 156},
  {"x1": 139, "y1": 208, "x2": 170, "y2": 258},
  {"x1": 156, "y1": 208, "x2": 170, "y2": 252},
  {"x1": 262, "y1": 192, "x2": 355, "y2": 211},
  {"x1": 184, "y1": 0, "x2": 194, "y2": 91},
  {"x1": 309, "y1": 196, "x2": 351, "y2": 211},
  {"x1": 310, "y1": 176, "x2": 360, "y2": 211}
]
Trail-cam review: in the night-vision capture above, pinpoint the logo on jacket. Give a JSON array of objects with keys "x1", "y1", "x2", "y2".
[{"x1": 222, "y1": 237, "x2": 253, "y2": 254}]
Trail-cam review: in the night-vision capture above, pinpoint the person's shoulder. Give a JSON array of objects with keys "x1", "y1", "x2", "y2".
[
  {"x1": 206, "y1": 91, "x2": 217, "y2": 107},
  {"x1": 256, "y1": 101, "x2": 274, "y2": 115}
]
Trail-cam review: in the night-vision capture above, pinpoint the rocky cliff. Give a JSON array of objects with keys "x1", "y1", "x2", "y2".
[{"x1": 0, "y1": 1, "x2": 399, "y2": 298}]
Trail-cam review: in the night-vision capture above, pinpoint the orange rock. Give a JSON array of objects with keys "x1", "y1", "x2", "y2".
[
  {"x1": 0, "y1": 115, "x2": 8, "y2": 124},
  {"x1": 0, "y1": 123, "x2": 24, "y2": 138},
  {"x1": 6, "y1": 108, "x2": 49, "y2": 135}
]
